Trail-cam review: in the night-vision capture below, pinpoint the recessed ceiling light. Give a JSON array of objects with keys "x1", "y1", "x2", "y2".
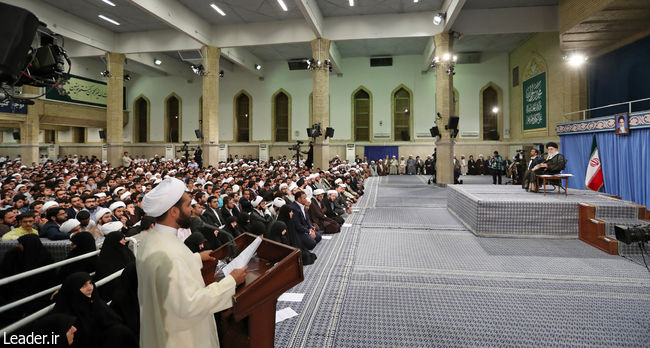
[
  {"x1": 255, "y1": 64, "x2": 262, "y2": 70},
  {"x1": 277, "y1": 0, "x2": 288, "y2": 11},
  {"x1": 98, "y1": 14, "x2": 120, "y2": 25},
  {"x1": 102, "y1": 0, "x2": 116, "y2": 6},
  {"x1": 349, "y1": 0, "x2": 355, "y2": 6},
  {"x1": 154, "y1": 58, "x2": 162, "y2": 65},
  {"x1": 414, "y1": 0, "x2": 419, "y2": 2},
  {"x1": 210, "y1": 3, "x2": 226, "y2": 16}
]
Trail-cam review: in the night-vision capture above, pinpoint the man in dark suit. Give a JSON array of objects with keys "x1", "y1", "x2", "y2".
[
  {"x1": 220, "y1": 196, "x2": 240, "y2": 221},
  {"x1": 522, "y1": 142, "x2": 567, "y2": 192},
  {"x1": 66, "y1": 195, "x2": 85, "y2": 219},
  {"x1": 41, "y1": 207, "x2": 70, "y2": 240},
  {"x1": 290, "y1": 191, "x2": 321, "y2": 250},
  {"x1": 202, "y1": 195, "x2": 224, "y2": 227},
  {"x1": 521, "y1": 148, "x2": 544, "y2": 190}
]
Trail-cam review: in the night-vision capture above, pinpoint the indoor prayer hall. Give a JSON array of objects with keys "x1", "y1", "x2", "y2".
[{"x1": 1, "y1": 0, "x2": 649, "y2": 347}]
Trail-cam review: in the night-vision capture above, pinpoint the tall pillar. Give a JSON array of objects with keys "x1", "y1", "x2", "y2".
[
  {"x1": 21, "y1": 85, "x2": 40, "y2": 166},
  {"x1": 201, "y1": 45, "x2": 221, "y2": 167},
  {"x1": 311, "y1": 38, "x2": 330, "y2": 170},
  {"x1": 433, "y1": 33, "x2": 455, "y2": 185},
  {"x1": 563, "y1": 65, "x2": 588, "y2": 121},
  {"x1": 105, "y1": 52, "x2": 125, "y2": 167}
]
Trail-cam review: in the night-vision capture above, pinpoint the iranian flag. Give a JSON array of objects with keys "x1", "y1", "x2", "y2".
[{"x1": 585, "y1": 135, "x2": 604, "y2": 191}]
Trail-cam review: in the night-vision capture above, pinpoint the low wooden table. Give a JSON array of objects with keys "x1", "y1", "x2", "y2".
[{"x1": 536, "y1": 174, "x2": 574, "y2": 196}]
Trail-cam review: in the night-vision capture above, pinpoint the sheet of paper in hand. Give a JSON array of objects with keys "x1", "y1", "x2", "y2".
[{"x1": 220, "y1": 236, "x2": 262, "y2": 277}]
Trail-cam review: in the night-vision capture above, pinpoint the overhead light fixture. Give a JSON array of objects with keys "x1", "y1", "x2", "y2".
[
  {"x1": 191, "y1": 64, "x2": 206, "y2": 76},
  {"x1": 98, "y1": 14, "x2": 120, "y2": 25},
  {"x1": 210, "y1": 3, "x2": 226, "y2": 16},
  {"x1": 564, "y1": 53, "x2": 588, "y2": 67},
  {"x1": 153, "y1": 58, "x2": 162, "y2": 65},
  {"x1": 349, "y1": 0, "x2": 355, "y2": 6},
  {"x1": 100, "y1": 70, "x2": 111, "y2": 77},
  {"x1": 492, "y1": 106, "x2": 499, "y2": 114},
  {"x1": 124, "y1": 74, "x2": 131, "y2": 81},
  {"x1": 431, "y1": 51, "x2": 457, "y2": 75},
  {"x1": 219, "y1": 70, "x2": 224, "y2": 78},
  {"x1": 277, "y1": 0, "x2": 288, "y2": 11},
  {"x1": 414, "y1": 0, "x2": 419, "y2": 2},
  {"x1": 433, "y1": 12, "x2": 445, "y2": 25},
  {"x1": 254, "y1": 64, "x2": 262, "y2": 70},
  {"x1": 102, "y1": 0, "x2": 116, "y2": 6}
]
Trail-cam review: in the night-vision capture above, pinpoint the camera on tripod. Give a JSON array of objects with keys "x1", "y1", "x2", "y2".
[
  {"x1": 288, "y1": 140, "x2": 303, "y2": 151},
  {"x1": 615, "y1": 224, "x2": 650, "y2": 244}
]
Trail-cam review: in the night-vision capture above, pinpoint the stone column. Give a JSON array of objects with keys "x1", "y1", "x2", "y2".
[
  {"x1": 563, "y1": 64, "x2": 588, "y2": 121},
  {"x1": 201, "y1": 45, "x2": 221, "y2": 167},
  {"x1": 311, "y1": 38, "x2": 330, "y2": 170},
  {"x1": 20, "y1": 85, "x2": 41, "y2": 166},
  {"x1": 105, "y1": 52, "x2": 125, "y2": 166},
  {"x1": 433, "y1": 33, "x2": 455, "y2": 185}
]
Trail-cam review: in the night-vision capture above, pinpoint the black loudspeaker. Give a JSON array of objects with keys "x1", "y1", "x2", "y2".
[
  {"x1": 98, "y1": 130, "x2": 106, "y2": 139},
  {"x1": 306, "y1": 127, "x2": 313, "y2": 138},
  {"x1": 12, "y1": 131, "x2": 20, "y2": 140},
  {"x1": 0, "y1": 3, "x2": 40, "y2": 83},
  {"x1": 429, "y1": 126, "x2": 440, "y2": 138},
  {"x1": 447, "y1": 116, "x2": 459, "y2": 130},
  {"x1": 195, "y1": 129, "x2": 203, "y2": 139},
  {"x1": 325, "y1": 127, "x2": 335, "y2": 139}
]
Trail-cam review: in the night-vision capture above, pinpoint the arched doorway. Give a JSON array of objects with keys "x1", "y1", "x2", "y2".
[
  {"x1": 234, "y1": 92, "x2": 251, "y2": 142},
  {"x1": 273, "y1": 90, "x2": 290, "y2": 142},
  {"x1": 165, "y1": 94, "x2": 181, "y2": 143},
  {"x1": 392, "y1": 85, "x2": 412, "y2": 141},
  {"x1": 353, "y1": 87, "x2": 371, "y2": 141},
  {"x1": 481, "y1": 85, "x2": 500, "y2": 140},
  {"x1": 133, "y1": 96, "x2": 149, "y2": 143}
]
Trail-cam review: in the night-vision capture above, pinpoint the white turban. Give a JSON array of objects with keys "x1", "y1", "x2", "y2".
[
  {"x1": 279, "y1": 183, "x2": 288, "y2": 190},
  {"x1": 100, "y1": 221, "x2": 123, "y2": 235},
  {"x1": 142, "y1": 177, "x2": 186, "y2": 217},
  {"x1": 94, "y1": 192, "x2": 106, "y2": 198},
  {"x1": 252, "y1": 196, "x2": 263, "y2": 208},
  {"x1": 95, "y1": 208, "x2": 111, "y2": 222},
  {"x1": 334, "y1": 178, "x2": 343, "y2": 184},
  {"x1": 327, "y1": 190, "x2": 337, "y2": 196},
  {"x1": 109, "y1": 201, "x2": 126, "y2": 212},
  {"x1": 313, "y1": 189, "x2": 325, "y2": 196},
  {"x1": 120, "y1": 192, "x2": 131, "y2": 201},
  {"x1": 60, "y1": 219, "x2": 80, "y2": 234},
  {"x1": 42, "y1": 201, "x2": 59, "y2": 212},
  {"x1": 232, "y1": 184, "x2": 240, "y2": 193},
  {"x1": 113, "y1": 186, "x2": 126, "y2": 196},
  {"x1": 273, "y1": 197, "x2": 286, "y2": 208}
]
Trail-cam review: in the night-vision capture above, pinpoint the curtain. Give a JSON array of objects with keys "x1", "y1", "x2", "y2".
[
  {"x1": 561, "y1": 128, "x2": 650, "y2": 208},
  {"x1": 364, "y1": 146, "x2": 399, "y2": 162}
]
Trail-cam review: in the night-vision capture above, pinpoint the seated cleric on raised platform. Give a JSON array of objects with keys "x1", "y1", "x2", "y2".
[
  {"x1": 136, "y1": 177, "x2": 247, "y2": 348},
  {"x1": 522, "y1": 142, "x2": 567, "y2": 192}
]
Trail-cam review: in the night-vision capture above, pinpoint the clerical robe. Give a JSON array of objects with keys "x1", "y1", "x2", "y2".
[{"x1": 137, "y1": 224, "x2": 236, "y2": 348}]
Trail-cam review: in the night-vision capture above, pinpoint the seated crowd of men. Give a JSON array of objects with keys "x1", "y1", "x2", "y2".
[{"x1": 0, "y1": 154, "x2": 366, "y2": 347}]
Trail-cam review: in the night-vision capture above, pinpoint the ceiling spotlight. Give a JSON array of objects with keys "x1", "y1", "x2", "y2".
[
  {"x1": 102, "y1": 0, "x2": 116, "y2": 6},
  {"x1": 219, "y1": 70, "x2": 224, "y2": 78},
  {"x1": 277, "y1": 0, "x2": 288, "y2": 11},
  {"x1": 100, "y1": 70, "x2": 111, "y2": 77},
  {"x1": 254, "y1": 64, "x2": 262, "y2": 70},
  {"x1": 98, "y1": 14, "x2": 120, "y2": 25},
  {"x1": 349, "y1": 0, "x2": 355, "y2": 6},
  {"x1": 433, "y1": 12, "x2": 445, "y2": 25},
  {"x1": 414, "y1": 0, "x2": 419, "y2": 2},
  {"x1": 153, "y1": 58, "x2": 162, "y2": 65},
  {"x1": 191, "y1": 64, "x2": 206, "y2": 76},
  {"x1": 492, "y1": 107, "x2": 499, "y2": 114},
  {"x1": 443, "y1": 53, "x2": 451, "y2": 61},
  {"x1": 210, "y1": 4, "x2": 226, "y2": 16},
  {"x1": 123, "y1": 74, "x2": 131, "y2": 81},
  {"x1": 565, "y1": 53, "x2": 588, "y2": 67}
]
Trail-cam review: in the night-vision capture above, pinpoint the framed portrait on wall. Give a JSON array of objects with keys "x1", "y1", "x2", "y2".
[{"x1": 615, "y1": 113, "x2": 629, "y2": 135}]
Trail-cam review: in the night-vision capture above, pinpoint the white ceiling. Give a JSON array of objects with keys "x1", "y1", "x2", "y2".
[
  {"x1": 336, "y1": 37, "x2": 430, "y2": 57},
  {"x1": 177, "y1": 0, "x2": 304, "y2": 25},
  {"x1": 247, "y1": 43, "x2": 313, "y2": 61},
  {"x1": 316, "y1": 0, "x2": 443, "y2": 17},
  {"x1": 463, "y1": 0, "x2": 558, "y2": 9},
  {"x1": 454, "y1": 33, "x2": 531, "y2": 53}
]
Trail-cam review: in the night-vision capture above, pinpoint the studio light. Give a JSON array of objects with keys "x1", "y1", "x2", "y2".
[
  {"x1": 433, "y1": 12, "x2": 445, "y2": 25},
  {"x1": 255, "y1": 64, "x2": 262, "y2": 70},
  {"x1": 100, "y1": 70, "x2": 111, "y2": 77},
  {"x1": 153, "y1": 58, "x2": 162, "y2": 65},
  {"x1": 492, "y1": 106, "x2": 499, "y2": 114},
  {"x1": 431, "y1": 52, "x2": 457, "y2": 75},
  {"x1": 123, "y1": 74, "x2": 131, "y2": 81},
  {"x1": 191, "y1": 64, "x2": 206, "y2": 76},
  {"x1": 564, "y1": 53, "x2": 588, "y2": 67},
  {"x1": 306, "y1": 58, "x2": 332, "y2": 71},
  {"x1": 219, "y1": 70, "x2": 224, "y2": 77}
]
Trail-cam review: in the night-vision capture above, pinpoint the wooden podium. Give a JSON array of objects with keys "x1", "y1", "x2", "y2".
[{"x1": 201, "y1": 233, "x2": 304, "y2": 348}]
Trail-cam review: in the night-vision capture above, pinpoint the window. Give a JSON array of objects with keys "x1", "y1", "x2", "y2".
[
  {"x1": 353, "y1": 88, "x2": 371, "y2": 141},
  {"x1": 274, "y1": 91, "x2": 289, "y2": 142},
  {"x1": 133, "y1": 96, "x2": 148, "y2": 143},
  {"x1": 165, "y1": 94, "x2": 181, "y2": 143},
  {"x1": 482, "y1": 86, "x2": 499, "y2": 140},
  {"x1": 235, "y1": 92, "x2": 251, "y2": 142},
  {"x1": 393, "y1": 87, "x2": 411, "y2": 141}
]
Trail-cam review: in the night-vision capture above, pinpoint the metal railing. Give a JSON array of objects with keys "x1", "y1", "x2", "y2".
[
  {"x1": 0, "y1": 250, "x2": 100, "y2": 286},
  {"x1": 563, "y1": 97, "x2": 650, "y2": 121}
]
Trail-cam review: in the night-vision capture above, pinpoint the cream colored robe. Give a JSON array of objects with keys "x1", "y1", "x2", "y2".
[{"x1": 137, "y1": 224, "x2": 236, "y2": 348}]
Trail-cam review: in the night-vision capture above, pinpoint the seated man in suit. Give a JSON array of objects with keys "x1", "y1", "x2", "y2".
[
  {"x1": 523, "y1": 142, "x2": 567, "y2": 192},
  {"x1": 202, "y1": 195, "x2": 224, "y2": 227},
  {"x1": 290, "y1": 191, "x2": 322, "y2": 250},
  {"x1": 521, "y1": 148, "x2": 544, "y2": 191}
]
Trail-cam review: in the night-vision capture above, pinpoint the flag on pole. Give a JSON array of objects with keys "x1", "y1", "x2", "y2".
[{"x1": 585, "y1": 135, "x2": 604, "y2": 191}]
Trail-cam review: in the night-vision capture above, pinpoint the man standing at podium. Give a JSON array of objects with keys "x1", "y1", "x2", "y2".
[{"x1": 137, "y1": 177, "x2": 248, "y2": 348}]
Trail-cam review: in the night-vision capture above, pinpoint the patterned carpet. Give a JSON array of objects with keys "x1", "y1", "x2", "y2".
[{"x1": 274, "y1": 176, "x2": 650, "y2": 347}]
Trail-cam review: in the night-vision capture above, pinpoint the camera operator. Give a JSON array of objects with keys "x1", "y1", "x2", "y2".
[
  {"x1": 194, "y1": 144, "x2": 203, "y2": 169},
  {"x1": 302, "y1": 141, "x2": 314, "y2": 169}
]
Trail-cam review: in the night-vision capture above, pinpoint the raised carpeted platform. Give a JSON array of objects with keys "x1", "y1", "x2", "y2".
[
  {"x1": 447, "y1": 184, "x2": 640, "y2": 238},
  {"x1": 275, "y1": 176, "x2": 650, "y2": 347}
]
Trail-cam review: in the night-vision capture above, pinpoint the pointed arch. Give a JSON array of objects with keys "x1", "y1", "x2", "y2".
[
  {"x1": 132, "y1": 94, "x2": 150, "y2": 143},
  {"x1": 164, "y1": 93, "x2": 182, "y2": 143},
  {"x1": 233, "y1": 90, "x2": 252, "y2": 143},
  {"x1": 351, "y1": 86, "x2": 373, "y2": 142},
  {"x1": 391, "y1": 84, "x2": 413, "y2": 141},
  {"x1": 479, "y1": 82, "x2": 504, "y2": 141},
  {"x1": 272, "y1": 89, "x2": 292, "y2": 142}
]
